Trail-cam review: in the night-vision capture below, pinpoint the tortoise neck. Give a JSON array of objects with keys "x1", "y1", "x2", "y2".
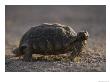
[
  {"x1": 69, "y1": 37, "x2": 87, "y2": 50},
  {"x1": 75, "y1": 36, "x2": 86, "y2": 42}
]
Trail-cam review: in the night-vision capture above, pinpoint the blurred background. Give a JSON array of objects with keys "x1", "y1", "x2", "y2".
[
  {"x1": 5, "y1": 5, "x2": 106, "y2": 51},
  {"x1": 5, "y1": 5, "x2": 106, "y2": 72}
]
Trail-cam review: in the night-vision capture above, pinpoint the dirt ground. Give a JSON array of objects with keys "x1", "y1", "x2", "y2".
[{"x1": 5, "y1": 5, "x2": 106, "y2": 72}]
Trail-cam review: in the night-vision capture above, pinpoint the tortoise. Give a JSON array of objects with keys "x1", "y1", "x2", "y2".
[{"x1": 12, "y1": 23, "x2": 89, "y2": 61}]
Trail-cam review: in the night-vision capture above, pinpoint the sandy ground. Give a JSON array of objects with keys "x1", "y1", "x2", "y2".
[
  {"x1": 5, "y1": 5, "x2": 106, "y2": 72},
  {"x1": 5, "y1": 51, "x2": 106, "y2": 72}
]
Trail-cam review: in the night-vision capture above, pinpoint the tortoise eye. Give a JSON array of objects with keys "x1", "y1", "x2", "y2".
[
  {"x1": 84, "y1": 31, "x2": 89, "y2": 36},
  {"x1": 84, "y1": 32, "x2": 87, "y2": 36}
]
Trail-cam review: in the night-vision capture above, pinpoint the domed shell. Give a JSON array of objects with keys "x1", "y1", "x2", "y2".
[{"x1": 19, "y1": 23, "x2": 77, "y2": 54}]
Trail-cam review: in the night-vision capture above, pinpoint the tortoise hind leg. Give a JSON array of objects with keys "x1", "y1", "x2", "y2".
[{"x1": 23, "y1": 47, "x2": 33, "y2": 62}]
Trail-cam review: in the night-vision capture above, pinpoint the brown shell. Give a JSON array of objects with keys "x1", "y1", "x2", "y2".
[{"x1": 19, "y1": 23, "x2": 77, "y2": 54}]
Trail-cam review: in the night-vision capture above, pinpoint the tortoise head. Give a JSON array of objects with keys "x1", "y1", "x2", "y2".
[
  {"x1": 77, "y1": 31, "x2": 89, "y2": 41},
  {"x1": 12, "y1": 48, "x2": 23, "y2": 57}
]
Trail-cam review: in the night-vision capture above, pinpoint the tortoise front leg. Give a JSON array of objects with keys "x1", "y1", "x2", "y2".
[
  {"x1": 71, "y1": 45, "x2": 82, "y2": 57},
  {"x1": 71, "y1": 47, "x2": 79, "y2": 56},
  {"x1": 71, "y1": 41, "x2": 83, "y2": 56}
]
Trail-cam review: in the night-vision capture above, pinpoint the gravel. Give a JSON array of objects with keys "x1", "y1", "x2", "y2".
[{"x1": 5, "y1": 49, "x2": 106, "y2": 72}]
